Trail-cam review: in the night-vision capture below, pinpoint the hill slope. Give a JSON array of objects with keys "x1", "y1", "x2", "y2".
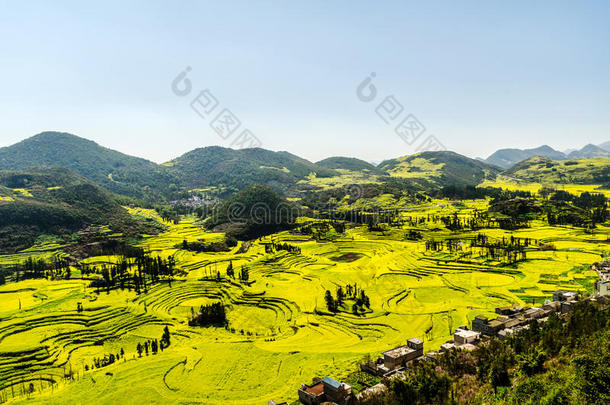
[
  {"x1": 378, "y1": 151, "x2": 502, "y2": 187},
  {"x1": 485, "y1": 145, "x2": 566, "y2": 169},
  {"x1": 567, "y1": 144, "x2": 610, "y2": 159},
  {"x1": 0, "y1": 132, "x2": 179, "y2": 201},
  {"x1": 316, "y1": 156, "x2": 384, "y2": 174},
  {"x1": 166, "y1": 146, "x2": 337, "y2": 194},
  {"x1": 504, "y1": 156, "x2": 610, "y2": 185},
  {"x1": 0, "y1": 168, "x2": 149, "y2": 252}
]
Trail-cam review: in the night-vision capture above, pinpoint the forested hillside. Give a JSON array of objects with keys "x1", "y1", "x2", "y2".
[
  {"x1": 166, "y1": 146, "x2": 337, "y2": 193},
  {"x1": 378, "y1": 151, "x2": 502, "y2": 187},
  {"x1": 0, "y1": 132, "x2": 180, "y2": 201},
  {"x1": 504, "y1": 156, "x2": 610, "y2": 186},
  {"x1": 0, "y1": 168, "x2": 156, "y2": 252}
]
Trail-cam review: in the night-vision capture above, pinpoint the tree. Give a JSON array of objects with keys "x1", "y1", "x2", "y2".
[
  {"x1": 324, "y1": 290, "x2": 336, "y2": 312},
  {"x1": 239, "y1": 266, "x2": 249, "y2": 282},
  {"x1": 161, "y1": 326, "x2": 171, "y2": 348},
  {"x1": 226, "y1": 261, "x2": 234, "y2": 278}
]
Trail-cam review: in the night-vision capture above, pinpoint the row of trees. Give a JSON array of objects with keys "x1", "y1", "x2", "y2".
[
  {"x1": 137, "y1": 326, "x2": 171, "y2": 357},
  {"x1": 6, "y1": 256, "x2": 72, "y2": 283},
  {"x1": 86, "y1": 252, "x2": 176, "y2": 294},
  {"x1": 85, "y1": 349, "x2": 125, "y2": 371},
  {"x1": 264, "y1": 242, "x2": 301, "y2": 254}
]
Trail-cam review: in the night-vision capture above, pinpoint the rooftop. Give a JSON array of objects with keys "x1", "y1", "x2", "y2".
[
  {"x1": 322, "y1": 376, "x2": 351, "y2": 391},
  {"x1": 408, "y1": 337, "x2": 423, "y2": 345},
  {"x1": 303, "y1": 382, "x2": 324, "y2": 396},
  {"x1": 454, "y1": 329, "x2": 480, "y2": 339},
  {"x1": 322, "y1": 376, "x2": 340, "y2": 389},
  {"x1": 383, "y1": 345, "x2": 415, "y2": 358}
]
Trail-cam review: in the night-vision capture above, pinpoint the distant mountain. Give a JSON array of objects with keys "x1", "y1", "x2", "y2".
[
  {"x1": 0, "y1": 168, "x2": 152, "y2": 252},
  {"x1": 599, "y1": 141, "x2": 610, "y2": 152},
  {"x1": 567, "y1": 144, "x2": 610, "y2": 159},
  {"x1": 504, "y1": 156, "x2": 610, "y2": 185},
  {"x1": 485, "y1": 145, "x2": 566, "y2": 169},
  {"x1": 316, "y1": 157, "x2": 384, "y2": 174},
  {"x1": 378, "y1": 151, "x2": 502, "y2": 187},
  {"x1": 166, "y1": 146, "x2": 337, "y2": 194},
  {"x1": 0, "y1": 132, "x2": 179, "y2": 201}
]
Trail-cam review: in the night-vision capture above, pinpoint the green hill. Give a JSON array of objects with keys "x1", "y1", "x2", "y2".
[
  {"x1": 206, "y1": 184, "x2": 297, "y2": 239},
  {"x1": 0, "y1": 132, "x2": 180, "y2": 201},
  {"x1": 378, "y1": 151, "x2": 502, "y2": 187},
  {"x1": 315, "y1": 156, "x2": 383, "y2": 174},
  {"x1": 503, "y1": 156, "x2": 610, "y2": 186},
  {"x1": 0, "y1": 168, "x2": 153, "y2": 253},
  {"x1": 567, "y1": 144, "x2": 610, "y2": 159},
  {"x1": 484, "y1": 145, "x2": 566, "y2": 169},
  {"x1": 167, "y1": 146, "x2": 337, "y2": 194}
]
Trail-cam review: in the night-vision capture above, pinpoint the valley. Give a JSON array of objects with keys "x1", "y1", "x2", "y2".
[{"x1": 0, "y1": 133, "x2": 608, "y2": 404}]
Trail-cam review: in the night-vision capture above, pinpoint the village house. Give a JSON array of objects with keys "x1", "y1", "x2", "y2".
[
  {"x1": 453, "y1": 328, "x2": 481, "y2": 346},
  {"x1": 298, "y1": 376, "x2": 353, "y2": 405},
  {"x1": 440, "y1": 342, "x2": 455, "y2": 352},
  {"x1": 542, "y1": 301, "x2": 561, "y2": 312},
  {"x1": 361, "y1": 337, "x2": 424, "y2": 376},
  {"x1": 597, "y1": 280, "x2": 609, "y2": 297},
  {"x1": 495, "y1": 306, "x2": 517, "y2": 316},
  {"x1": 380, "y1": 338, "x2": 423, "y2": 373},
  {"x1": 553, "y1": 290, "x2": 578, "y2": 302},
  {"x1": 472, "y1": 315, "x2": 505, "y2": 336},
  {"x1": 298, "y1": 378, "x2": 325, "y2": 405},
  {"x1": 523, "y1": 307, "x2": 549, "y2": 319}
]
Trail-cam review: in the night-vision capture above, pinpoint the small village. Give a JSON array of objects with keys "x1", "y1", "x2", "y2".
[{"x1": 267, "y1": 260, "x2": 610, "y2": 405}]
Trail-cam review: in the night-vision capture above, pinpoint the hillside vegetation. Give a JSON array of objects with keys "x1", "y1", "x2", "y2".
[
  {"x1": 484, "y1": 145, "x2": 567, "y2": 169},
  {"x1": 316, "y1": 156, "x2": 383, "y2": 174},
  {"x1": 167, "y1": 146, "x2": 338, "y2": 194},
  {"x1": 378, "y1": 151, "x2": 502, "y2": 187},
  {"x1": 504, "y1": 156, "x2": 610, "y2": 187},
  {"x1": 0, "y1": 132, "x2": 180, "y2": 201},
  {"x1": 0, "y1": 168, "x2": 154, "y2": 252}
]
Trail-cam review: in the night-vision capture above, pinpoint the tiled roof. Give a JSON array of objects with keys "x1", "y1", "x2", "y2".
[{"x1": 322, "y1": 376, "x2": 341, "y2": 389}]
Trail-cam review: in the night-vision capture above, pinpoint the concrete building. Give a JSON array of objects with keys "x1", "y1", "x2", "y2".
[
  {"x1": 298, "y1": 378, "x2": 325, "y2": 405},
  {"x1": 440, "y1": 342, "x2": 456, "y2": 352},
  {"x1": 542, "y1": 301, "x2": 561, "y2": 312},
  {"x1": 597, "y1": 280, "x2": 610, "y2": 297},
  {"x1": 381, "y1": 338, "x2": 424, "y2": 371},
  {"x1": 322, "y1": 376, "x2": 352, "y2": 404},
  {"x1": 453, "y1": 329, "x2": 480, "y2": 346},
  {"x1": 495, "y1": 306, "x2": 516, "y2": 316},
  {"x1": 553, "y1": 291, "x2": 578, "y2": 302},
  {"x1": 298, "y1": 376, "x2": 352, "y2": 405},
  {"x1": 472, "y1": 315, "x2": 505, "y2": 336},
  {"x1": 524, "y1": 307, "x2": 548, "y2": 319}
]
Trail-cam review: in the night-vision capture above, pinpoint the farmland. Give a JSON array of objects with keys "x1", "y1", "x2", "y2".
[{"x1": 0, "y1": 199, "x2": 607, "y2": 404}]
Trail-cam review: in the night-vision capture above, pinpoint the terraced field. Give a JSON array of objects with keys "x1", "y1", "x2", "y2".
[{"x1": 0, "y1": 200, "x2": 607, "y2": 404}]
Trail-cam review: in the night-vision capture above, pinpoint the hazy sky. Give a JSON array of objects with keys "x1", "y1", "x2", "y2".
[{"x1": 1, "y1": 0, "x2": 609, "y2": 163}]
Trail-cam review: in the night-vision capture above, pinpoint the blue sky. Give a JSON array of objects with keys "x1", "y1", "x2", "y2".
[{"x1": 1, "y1": 0, "x2": 608, "y2": 163}]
